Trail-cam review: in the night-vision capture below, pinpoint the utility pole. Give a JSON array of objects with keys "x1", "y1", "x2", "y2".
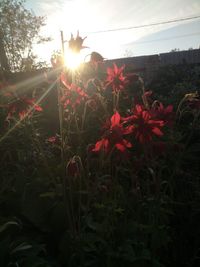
[{"x1": 60, "y1": 30, "x2": 65, "y2": 57}]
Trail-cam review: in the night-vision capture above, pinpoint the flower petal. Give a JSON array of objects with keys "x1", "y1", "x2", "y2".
[
  {"x1": 152, "y1": 127, "x2": 163, "y2": 136},
  {"x1": 115, "y1": 143, "x2": 126, "y2": 152},
  {"x1": 111, "y1": 111, "x2": 121, "y2": 126},
  {"x1": 92, "y1": 140, "x2": 104, "y2": 151}
]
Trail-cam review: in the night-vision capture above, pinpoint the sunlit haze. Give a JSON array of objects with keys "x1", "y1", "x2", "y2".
[{"x1": 25, "y1": 0, "x2": 200, "y2": 64}]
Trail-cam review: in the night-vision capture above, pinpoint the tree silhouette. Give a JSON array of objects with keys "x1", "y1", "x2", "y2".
[{"x1": 0, "y1": 0, "x2": 50, "y2": 72}]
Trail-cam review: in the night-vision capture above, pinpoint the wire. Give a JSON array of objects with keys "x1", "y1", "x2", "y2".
[
  {"x1": 129, "y1": 31, "x2": 200, "y2": 45},
  {"x1": 85, "y1": 15, "x2": 200, "y2": 34}
]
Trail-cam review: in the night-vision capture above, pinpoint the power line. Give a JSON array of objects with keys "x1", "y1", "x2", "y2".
[
  {"x1": 85, "y1": 15, "x2": 200, "y2": 34},
  {"x1": 129, "y1": 31, "x2": 200, "y2": 45}
]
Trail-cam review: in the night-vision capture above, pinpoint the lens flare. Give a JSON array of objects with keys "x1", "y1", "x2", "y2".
[{"x1": 64, "y1": 49, "x2": 83, "y2": 70}]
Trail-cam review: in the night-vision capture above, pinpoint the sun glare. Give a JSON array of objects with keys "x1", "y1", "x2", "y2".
[{"x1": 64, "y1": 49, "x2": 83, "y2": 70}]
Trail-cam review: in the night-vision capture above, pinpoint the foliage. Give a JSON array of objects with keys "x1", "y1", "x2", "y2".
[
  {"x1": 0, "y1": 41, "x2": 200, "y2": 267},
  {"x1": 0, "y1": 0, "x2": 51, "y2": 72},
  {"x1": 149, "y1": 63, "x2": 200, "y2": 106}
]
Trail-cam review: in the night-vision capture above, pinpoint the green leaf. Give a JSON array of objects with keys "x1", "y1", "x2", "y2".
[
  {"x1": 11, "y1": 242, "x2": 32, "y2": 254},
  {"x1": 0, "y1": 221, "x2": 20, "y2": 234}
]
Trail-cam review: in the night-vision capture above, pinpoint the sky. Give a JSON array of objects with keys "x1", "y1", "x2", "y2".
[{"x1": 25, "y1": 0, "x2": 200, "y2": 63}]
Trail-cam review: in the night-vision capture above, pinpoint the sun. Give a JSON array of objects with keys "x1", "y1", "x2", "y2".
[
  {"x1": 64, "y1": 49, "x2": 81, "y2": 70},
  {"x1": 64, "y1": 48, "x2": 85, "y2": 70}
]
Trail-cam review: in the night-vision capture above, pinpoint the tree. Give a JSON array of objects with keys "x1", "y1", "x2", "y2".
[
  {"x1": 170, "y1": 48, "x2": 180, "y2": 52},
  {"x1": 124, "y1": 49, "x2": 133, "y2": 57},
  {"x1": 0, "y1": 29, "x2": 10, "y2": 71},
  {"x1": 0, "y1": 0, "x2": 51, "y2": 72}
]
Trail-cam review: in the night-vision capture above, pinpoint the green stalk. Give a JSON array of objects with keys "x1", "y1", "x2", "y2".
[{"x1": 57, "y1": 78, "x2": 64, "y2": 164}]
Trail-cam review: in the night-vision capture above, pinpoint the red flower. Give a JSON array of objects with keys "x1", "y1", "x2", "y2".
[
  {"x1": 68, "y1": 31, "x2": 87, "y2": 53},
  {"x1": 6, "y1": 97, "x2": 42, "y2": 120},
  {"x1": 124, "y1": 104, "x2": 164, "y2": 143},
  {"x1": 93, "y1": 111, "x2": 132, "y2": 154},
  {"x1": 61, "y1": 84, "x2": 88, "y2": 109},
  {"x1": 151, "y1": 102, "x2": 174, "y2": 126},
  {"x1": 106, "y1": 64, "x2": 127, "y2": 93}
]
